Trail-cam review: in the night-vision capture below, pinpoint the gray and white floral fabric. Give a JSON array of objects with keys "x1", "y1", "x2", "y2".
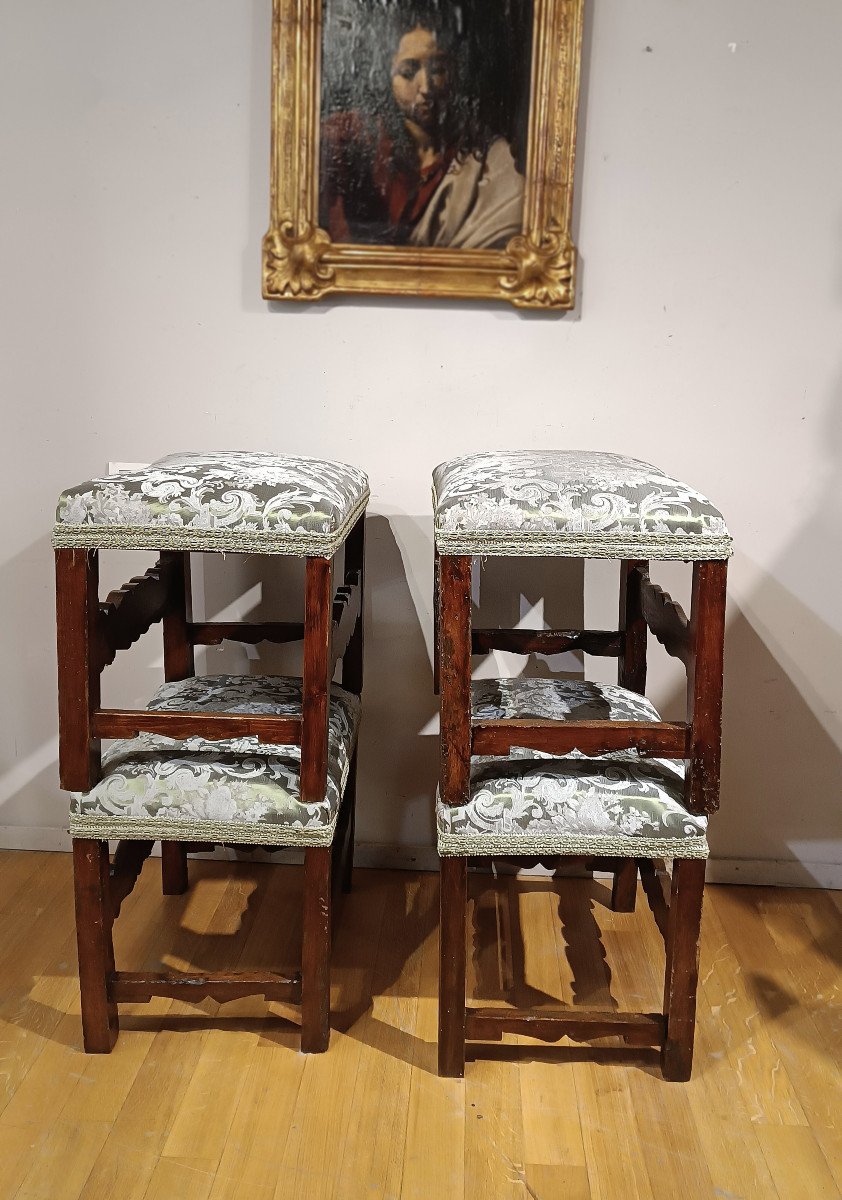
[
  {"x1": 472, "y1": 676, "x2": 663, "y2": 727},
  {"x1": 433, "y1": 451, "x2": 731, "y2": 559},
  {"x1": 70, "y1": 675, "x2": 360, "y2": 847},
  {"x1": 54, "y1": 452, "x2": 369, "y2": 556},
  {"x1": 437, "y1": 676, "x2": 707, "y2": 858}
]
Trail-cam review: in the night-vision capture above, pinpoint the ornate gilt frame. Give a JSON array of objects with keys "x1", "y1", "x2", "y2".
[{"x1": 262, "y1": 0, "x2": 584, "y2": 309}]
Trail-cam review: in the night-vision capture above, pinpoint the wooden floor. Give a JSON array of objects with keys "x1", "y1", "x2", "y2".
[{"x1": 0, "y1": 851, "x2": 839, "y2": 1200}]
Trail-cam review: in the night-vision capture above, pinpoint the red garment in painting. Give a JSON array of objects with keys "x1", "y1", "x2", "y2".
[{"x1": 320, "y1": 111, "x2": 455, "y2": 244}]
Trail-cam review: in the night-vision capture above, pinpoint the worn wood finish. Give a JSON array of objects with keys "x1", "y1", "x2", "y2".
[
  {"x1": 471, "y1": 718, "x2": 688, "y2": 758},
  {"x1": 472, "y1": 627, "x2": 622, "y2": 657},
  {"x1": 437, "y1": 557, "x2": 472, "y2": 1068},
  {"x1": 55, "y1": 548, "x2": 101, "y2": 792},
  {"x1": 662, "y1": 859, "x2": 707, "y2": 1081},
  {"x1": 639, "y1": 857, "x2": 671, "y2": 940},
  {"x1": 638, "y1": 566, "x2": 693, "y2": 667},
  {"x1": 619, "y1": 559, "x2": 648, "y2": 694},
  {"x1": 111, "y1": 970, "x2": 301, "y2": 1004},
  {"x1": 301, "y1": 557, "x2": 333, "y2": 808},
  {"x1": 465, "y1": 1007, "x2": 665, "y2": 1046},
  {"x1": 615, "y1": 561, "x2": 650, "y2": 912},
  {"x1": 439, "y1": 855, "x2": 468, "y2": 1078},
  {"x1": 160, "y1": 551, "x2": 193, "y2": 896},
  {"x1": 93, "y1": 708, "x2": 302, "y2": 743},
  {"x1": 97, "y1": 557, "x2": 177, "y2": 670},
  {"x1": 611, "y1": 858, "x2": 639, "y2": 914},
  {"x1": 189, "y1": 620, "x2": 305, "y2": 646},
  {"x1": 301, "y1": 846, "x2": 332, "y2": 1053},
  {"x1": 72, "y1": 839, "x2": 117, "y2": 1053},
  {"x1": 341, "y1": 513, "x2": 365, "y2": 696},
  {"x1": 439, "y1": 555, "x2": 473, "y2": 812},
  {"x1": 160, "y1": 841, "x2": 189, "y2": 896},
  {"x1": 161, "y1": 551, "x2": 194, "y2": 681},
  {"x1": 433, "y1": 545, "x2": 440, "y2": 694},
  {"x1": 330, "y1": 573, "x2": 362, "y2": 675},
  {"x1": 685, "y1": 560, "x2": 728, "y2": 815},
  {"x1": 109, "y1": 839, "x2": 154, "y2": 918}
]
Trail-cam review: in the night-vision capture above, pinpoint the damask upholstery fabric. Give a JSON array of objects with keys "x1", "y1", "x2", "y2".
[
  {"x1": 433, "y1": 451, "x2": 731, "y2": 559},
  {"x1": 472, "y1": 676, "x2": 663, "y2": 727},
  {"x1": 53, "y1": 452, "x2": 369, "y2": 556},
  {"x1": 69, "y1": 675, "x2": 360, "y2": 846},
  {"x1": 437, "y1": 677, "x2": 708, "y2": 858}
]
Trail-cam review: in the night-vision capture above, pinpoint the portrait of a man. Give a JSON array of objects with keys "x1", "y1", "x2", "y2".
[{"x1": 318, "y1": 0, "x2": 534, "y2": 249}]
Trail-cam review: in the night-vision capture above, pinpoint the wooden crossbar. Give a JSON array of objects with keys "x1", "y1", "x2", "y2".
[
  {"x1": 111, "y1": 971, "x2": 302, "y2": 1004},
  {"x1": 189, "y1": 621, "x2": 304, "y2": 646},
  {"x1": 471, "y1": 628, "x2": 622, "y2": 657},
  {"x1": 471, "y1": 719, "x2": 689, "y2": 758},
  {"x1": 465, "y1": 1007, "x2": 665, "y2": 1045},
  {"x1": 93, "y1": 709, "x2": 302, "y2": 743}
]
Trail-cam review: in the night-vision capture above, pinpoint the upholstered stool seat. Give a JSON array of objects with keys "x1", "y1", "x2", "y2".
[
  {"x1": 70, "y1": 675, "x2": 360, "y2": 847},
  {"x1": 437, "y1": 678, "x2": 705, "y2": 857},
  {"x1": 433, "y1": 450, "x2": 732, "y2": 559},
  {"x1": 53, "y1": 451, "x2": 370, "y2": 556}
]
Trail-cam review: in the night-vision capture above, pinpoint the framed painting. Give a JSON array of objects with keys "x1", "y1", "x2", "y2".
[{"x1": 262, "y1": 0, "x2": 584, "y2": 308}]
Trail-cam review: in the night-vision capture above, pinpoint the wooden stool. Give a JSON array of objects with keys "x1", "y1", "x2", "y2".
[
  {"x1": 433, "y1": 451, "x2": 730, "y2": 1080},
  {"x1": 53, "y1": 451, "x2": 368, "y2": 1053}
]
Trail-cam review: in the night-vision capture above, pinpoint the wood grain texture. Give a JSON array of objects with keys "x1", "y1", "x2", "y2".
[
  {"x1": 188, "y1": 620, "x2": 305, "y2": 646},
  {"x1": 1, "y1": 854, "x2": 838, "y2": 1200},
  {"x1": 340, "y1": 514, "x2": 365, "y2": 696},
  {"x1": 471, "y1": 718, "x2": 689, "y2": 758},
  {"x1": 96, "y1": 556, "x2": 177, "y2": 671},
  {"x1": 301, "y1": 556, "x2": 332, "y2": 807},
  {"x1": 73, "y1": 839, "x2": 118, "y2": 1053},
  {"x1": 619, "y1": 559, "x2": 648, "y2": 694},
  {"x1": 161, "y1": 551, "x2": 194, "y2": 681},
  {"x1": 471, "y1": 628, "x2": 622, "y2": 657},
  {"x1": 638, "y1": 566, "x2": 692, "y2": 667},
  {"x1": 92, "y1": 709, "x2": 302, "y2": 743},
  {"x1": 55, "y1": 548, "x2": 101, "y2": 791},
  {"x1": 685, "y1": 559, "x2": 728, "y2": 815}
]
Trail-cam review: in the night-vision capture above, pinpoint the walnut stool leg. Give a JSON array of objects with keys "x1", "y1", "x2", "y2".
[
  {"x1": 611, "y1": 858, "x2": 638, "y2": 912},
  {"x1": 73, "y1": 839, "x2": 118, "y2": 1053},
  {"x1": 438, "y1": 855, "x2": 468, "y2": 1077},
  {"x1": 301, "y1": 846, "x2": 332, "y2": 1053},
  {"x1": 161, "y1": 842, "x2": 189, "y2": 895},
  {"x1": 661, "y1": 858, "x2": 706, "y2": 1081}
]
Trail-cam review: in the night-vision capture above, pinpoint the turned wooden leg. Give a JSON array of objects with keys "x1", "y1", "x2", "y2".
[
  {"x1": 611, "y1": 858, "x2": 638, "y2": 912},
  {"x1": 301, "y1": 846, "x2": 332, "y2": 1053},
  {"x1": 661, "y1": 858, "x2": 706, "y2": 1081},
  {"x1": 160, "y1": 842, "x2": 189, "y2": 895},
  {"x1": 73, "y1": 839, "x2": 118, "y2": 1053},
  {"x1": 438, "y1": 855, "x2": 468, "y2": 1078}
]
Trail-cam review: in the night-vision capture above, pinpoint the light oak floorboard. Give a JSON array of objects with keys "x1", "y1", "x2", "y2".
[{"x1": 0, "y1": 854, "x2": 837, "y2": 1200}]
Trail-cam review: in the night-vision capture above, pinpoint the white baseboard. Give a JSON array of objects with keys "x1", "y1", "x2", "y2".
[{"x1": 1, "y1": 828, "x2": 839, "y2": 889}]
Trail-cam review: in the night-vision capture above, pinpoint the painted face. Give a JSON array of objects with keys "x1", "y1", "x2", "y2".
[{"x1": 390, "y1": 27, "x2": 450, "y2": 132}]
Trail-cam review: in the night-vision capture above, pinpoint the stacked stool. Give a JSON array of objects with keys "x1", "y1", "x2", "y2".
[
  {"x1": 433, "y1": 451, "x2": 730, "y2": 1080},
  {"x1": 53, "y1": 451, "x2": 368, "y2": 1053}
]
